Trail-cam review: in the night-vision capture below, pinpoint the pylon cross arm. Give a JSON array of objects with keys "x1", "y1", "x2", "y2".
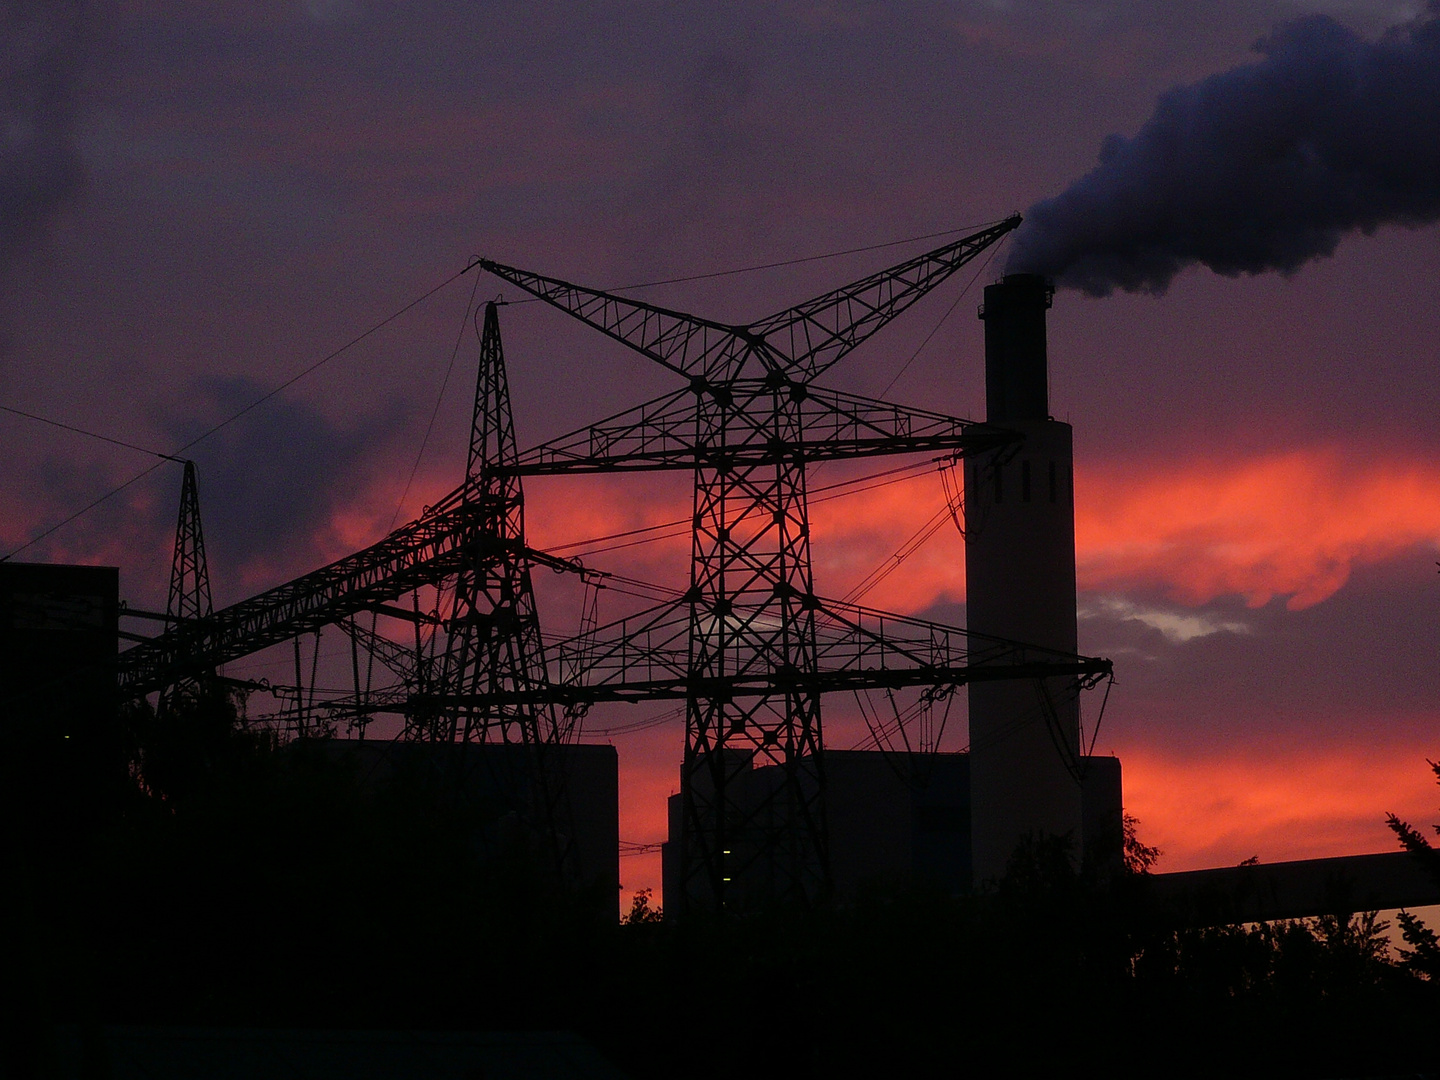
[
  {"x1": 478, "y1": 216, "x2": 1019, "y2": 387},
  {"x1": 502, "y1": 385, "x2": 1017, "y2": 476},
  {"x1": 413, "y1": 592, "x2": 1112, "y2": 709},
  {"x1": 718, "y1": 216, "x2": 1021, "y2": 381},
  {"x1": 811, "y1": 598, "x2": 1111, "y2": 680},
  {"x1": 476, "y1": 259, "x2": 751, "y2": 381}
]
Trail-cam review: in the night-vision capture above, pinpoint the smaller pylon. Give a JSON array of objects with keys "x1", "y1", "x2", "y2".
[{"x1": 158, "y1": 460, "x2": 214, "y2": 713}]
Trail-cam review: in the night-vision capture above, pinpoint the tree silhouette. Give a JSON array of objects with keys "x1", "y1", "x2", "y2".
[{"x1": 1386, "y1": 758, "x2": 1440, "y2": 979}]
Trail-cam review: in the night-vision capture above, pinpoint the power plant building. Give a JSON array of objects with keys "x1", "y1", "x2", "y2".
[
  {"x1": 0, "y1": 562, "x2": 125, "y2": 851},
  {"x1": 324, "y1": 738, "x2": 620, "y2": 906},
  {"x1": 661, "y1": 751, "x2": 1122, "y2": 908}
]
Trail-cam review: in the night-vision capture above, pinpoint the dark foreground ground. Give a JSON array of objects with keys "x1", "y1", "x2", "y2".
[{"x1": 5, "y1": 697, "x2": 1439, "y2": 1080}]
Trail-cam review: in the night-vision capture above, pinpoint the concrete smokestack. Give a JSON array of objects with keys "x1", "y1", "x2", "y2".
[
  {"x1": 982, "y1": 273, "x2": 1051, "y2": 422},
  {"x1": 965, "y1": 273, "x2": 1084, "y2": 884}
]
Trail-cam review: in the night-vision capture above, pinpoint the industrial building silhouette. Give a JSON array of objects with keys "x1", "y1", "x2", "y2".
[
  {"x1": 5, "y1": 259, "x2": 1437, "y2": 922},
  {"x1": 0, "y1": 266, "x2": 1119, "y2": 912}
]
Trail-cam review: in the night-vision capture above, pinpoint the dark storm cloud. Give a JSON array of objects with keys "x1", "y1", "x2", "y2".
[
  {"x1": 0, "y1": 1, "x2": 87, "y2": 275},
  {"x1": 164, "y1": 376, "x2": 406, "y2": 581},
  {"x1": 1076, "y1": 548, "x2": 1440, "y2": 752},
  {"x1": 1007, "y1": 5, "x2": 1440, "y2": 295}
]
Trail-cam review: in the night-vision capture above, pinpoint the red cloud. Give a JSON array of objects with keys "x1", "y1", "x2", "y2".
[
  {"x1": 1120, "y1": 735, "x2": 1440, "y2": 871},
  {"x1": 85, "y1": 436, "x2": 1431, "y2": 623},
  {"x1": 1076, "y1": 446, "x2": 1440, "y2": 610},
  {"x1": 477, "y1": 444, "x2": 1440, "y2": 615}
]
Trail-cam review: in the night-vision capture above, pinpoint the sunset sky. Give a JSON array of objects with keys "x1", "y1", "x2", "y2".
[{"x1": 3, "y1": 1, "x2": 1438, "y2": 903}]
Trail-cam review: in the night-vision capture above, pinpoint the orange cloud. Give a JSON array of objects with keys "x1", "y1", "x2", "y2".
[
  {"x1": 297, "y1": 442, "x2": 1440, "y2": 622},
  {"x1": 809, "y1": 470, "x2": 967, "y2": 610},
  {"x1": 1120, "y1": 734, "x2": 1440, "y2": 872},
  {"x1": 782, "y1": 445, "x2": 1440, "y2": 614},
  {"x1": 526, "y1": 476, "x2": 688, "y2": 552},
  {"x1": 1077, "y1": 446, "x2": 1440, "y2": 610}
]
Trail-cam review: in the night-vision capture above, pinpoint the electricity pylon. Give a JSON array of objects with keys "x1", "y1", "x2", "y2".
[{"x1": 157, "y1": 459, "x2": 214, "y2": 714}]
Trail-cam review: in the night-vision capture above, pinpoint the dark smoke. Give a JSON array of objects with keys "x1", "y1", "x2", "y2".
[
  {"x1": 1007, "y1": 6, "x2": 1440, "y2": 295},
  {"x1": 0, "y1": 1, "x2": 87, "y2": 276}
]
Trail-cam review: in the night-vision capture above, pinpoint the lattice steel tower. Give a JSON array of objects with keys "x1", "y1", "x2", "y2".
[
  {"x1": 412, "y1": 301, "x2": 559, "y2": 749},
  {"x1": 158, "y1": 459, "x2": 214, "y2": 713}
]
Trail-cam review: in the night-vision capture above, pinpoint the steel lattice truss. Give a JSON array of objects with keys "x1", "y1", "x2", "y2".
[
  {"x1": 406, "y1": 301, "x2": 561, "y2": 747},
  {"x1": 477, "y1": 217, "x2": 1019, "y2": 385},
  {"x1": 471, "y1": 214, "x2": 1109, "y2": 911},
  {"x1": 120, "y1": 305, "x2": 579, "y2": 742},
  {"x1": 157, "y1": 459, "x2": 215, "y2": 712},
  {"x1": 511, "y1": 383, "x2": 1016, "y2": 475},
  {"x1": 114, "y1": 218, "x2": 1114, "y2": 912},
  {"x1": 117, "y1": 496, "x2": 541, "y2": 700},
  {"x1": 417, "y1": 597, "x2": 1109, "y2": 708},
  {"x1": 409, "y1": 301, "x2": 579, "y2": 871}
]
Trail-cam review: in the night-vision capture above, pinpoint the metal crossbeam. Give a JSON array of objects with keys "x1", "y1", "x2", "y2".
[
  {"x1": 510, "y1": 385, "x2": 1017, "y2": 475},
  {"x1": 748, "y1": 216, "x2": 1021, "y2": 380},
  {"x1": 413, "y1": 596, "x2": 1110, "y2": 708},
  {"x1": 477, "y1": 217, "x2": 1018, "y2": 385},
  {"x1": 470, "y1": 262, "x2": 750, "y2": 382},
  {"x1": 119, "y1": 499, "x2": 514, "y2": 699}
]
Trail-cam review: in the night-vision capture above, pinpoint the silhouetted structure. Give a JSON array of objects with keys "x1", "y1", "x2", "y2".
[
  {"x1": 410, "y1": 302, "x2": 563, "y2": 748},
  {"x1": 322, "y1": 738, "x2": 619, "y2": 908},
  {"x1": 111, "y1": 224, "x2": 1112, "y2": 916},
  {"x1": 0, "y1": 562, "x2": 123, "y2": 848},
  {"x1": 1150, "y1": 850, "x2": 1440, "y2": 925},
  {"x1": 475, "y1": 222, "x2": 1108, "y2": 912},
  {"x1": 159, "y1": 460, "x2": 215, "y2": 713},
  {"x1": 662, "y1": 750, "x2": 1124, "y2": 908},
  {"x1": 966, "y1": 274, "x2": 1093, "y2": 883}
]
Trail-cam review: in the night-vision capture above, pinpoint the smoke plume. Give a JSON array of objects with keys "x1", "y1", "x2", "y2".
[
  {"x1": 0, "y1": 1, "x2": 87, "y2": 277},
  {"x1": 1007, "y1": 6, "x2": 1440, "y2": 295}
]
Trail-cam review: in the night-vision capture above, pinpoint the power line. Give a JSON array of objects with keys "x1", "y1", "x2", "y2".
[
  {"x1": 585, "y1": 704, "x2": 686, "y2": 737},
  {"x1": 838, "y1": 502, "x2": 954, "y2": 607},
  {"x1": 175, "y1": 260, "x2": 480, "y2": 457},
  {"x1": 2, "y1": 460, "x2": 172, "y2": 564},
  {"x1": 507, "y1": 220, "x2": 1008, "y2": 303},
  {"x1": 877, "y1": 233, "x2": 1008, "y2": 398},
  {"x1": 389, "y1": 264, "x2": 485, "y2": 531},
  {"x1": 0, "y1": 404, "x2": 182, "y2": 462}
]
